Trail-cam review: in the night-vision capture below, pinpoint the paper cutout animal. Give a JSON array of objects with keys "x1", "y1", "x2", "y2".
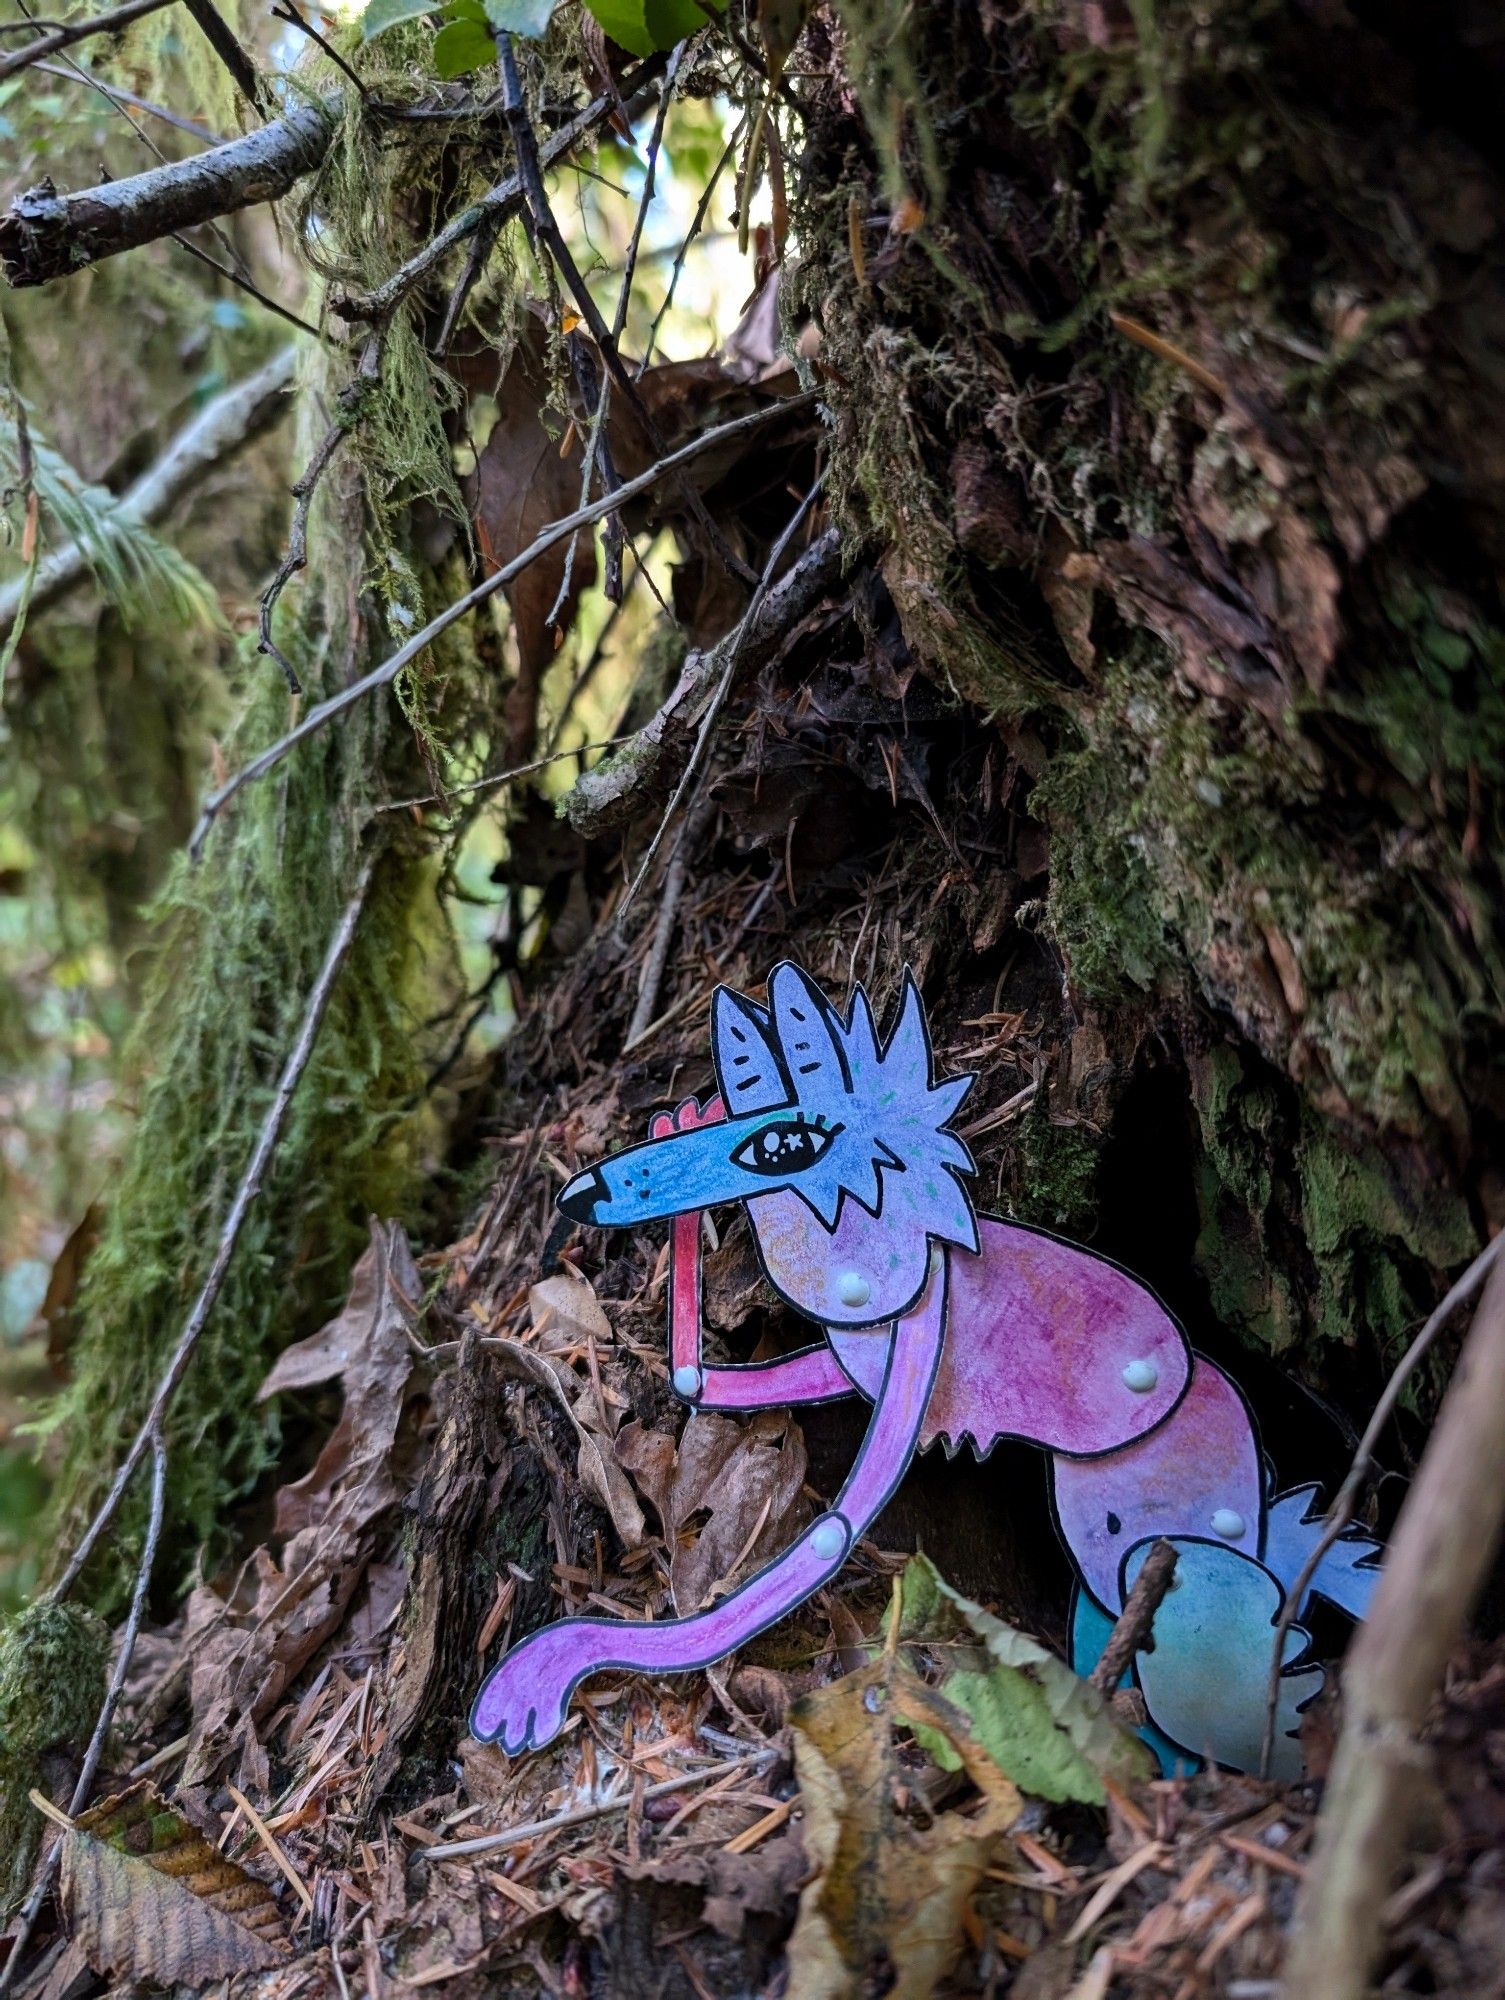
[{"x1": 471, "y1": 963, "x2": 1381, "y2": 1774}]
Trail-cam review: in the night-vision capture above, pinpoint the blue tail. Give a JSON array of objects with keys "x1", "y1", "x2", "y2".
[{"x1": 1261, "y1": 1483, "x2": 1383, "y2": 1623}]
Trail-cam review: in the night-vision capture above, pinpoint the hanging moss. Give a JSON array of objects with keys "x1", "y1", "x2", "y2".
[{"x1": 0, "y1": 1600, "x2": 107, "y2": 1914}]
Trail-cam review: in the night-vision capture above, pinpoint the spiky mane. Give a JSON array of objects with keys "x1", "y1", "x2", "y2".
[{"x1": 713, "y1": 964, "x2": 980, "y2": 1247}]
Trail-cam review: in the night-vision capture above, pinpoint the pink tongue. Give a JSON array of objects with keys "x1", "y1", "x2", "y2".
[{"x1": 832, "y1": 1220, "x2": 1190, "y2": 1459}]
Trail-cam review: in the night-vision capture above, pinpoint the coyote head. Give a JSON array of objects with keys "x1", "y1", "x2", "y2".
[{"x1": 560, "y1": 962, "x2": 978, "y2": 1324}]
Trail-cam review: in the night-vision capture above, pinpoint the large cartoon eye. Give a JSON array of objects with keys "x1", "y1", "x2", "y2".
[{"x1": 730, "y1": 1117, "x2": 840, "y2": 1178}]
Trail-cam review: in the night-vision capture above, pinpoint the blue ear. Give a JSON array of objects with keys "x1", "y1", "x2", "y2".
[
  {"x1": 769, "y1": 962, "x2": 850, "y2": 1101},
  {"x1": 712, "y1": 988, "x2": 793, "y2": 1111}
]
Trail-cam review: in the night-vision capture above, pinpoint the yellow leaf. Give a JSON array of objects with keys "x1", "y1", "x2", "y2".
[{"x1": 787, "y1": 1653, "x2": 1020, "y2": 1999}]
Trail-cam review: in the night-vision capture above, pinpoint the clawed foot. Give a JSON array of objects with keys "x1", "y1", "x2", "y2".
[{"x1": 471, "y1": 1620, "x2": 616, "y2": 1754}]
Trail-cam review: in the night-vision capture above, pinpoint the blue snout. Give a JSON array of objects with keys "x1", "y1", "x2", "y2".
[{"x1": 557, "y1": 1118, "x2": 791, "y2": 1229}]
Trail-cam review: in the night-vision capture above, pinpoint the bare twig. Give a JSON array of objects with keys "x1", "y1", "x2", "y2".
[
  {"x1": 0, "y1": 0, "x2": 177, "y2": 80},
  {"x1": 0, "y1": 345, "x2": 298, "y2": 636},
  {"x1": 373, "y1": 738, "x2": 627, "y2": 817},
  {"x1": 617, "y1": 475, "x2": 825, "y2": 917},
  {"x1": 637, "y1": 120, "x2": 742, "y2": 374},
  {"x1": 190, "y1": 395, "x2": 817, "y2": 856},
  {"x1": 258, "y1": 342, "x2": 379, "y2": 692},
  {"x1": 495, "y1": 31, "x2": 756, "y2": 589},
  {"x1": 337, "y1": 60, "x2": 666, "y2": 326},
  {"x1": 1089, "y1": 1539, "x2": 1178, "y2": 1695},
  {"x1": 549, "y1": 40, "x2": 686, "y2": 621},
  {"x1": 624, "y1": 792, "x2": 715, "y2": 1049},
  {"x1": 271, "y1": 0, "x2": 366, "y2": 101},
  {"x1": 426, "y1": 1749, "x2": 778, "y2": 1861},
  {"x1": 31, "y1": 59, "x2": 223, "y2": 143},
  {"x1": 566, "y1": 522, "x2": 840, "y2": 841},
  {"x1": 1280, "y1": 1247, "x2": 1505, "y2": 2000},
  {"x1": 0, "y1": 1428, "x2": 169, "y2": 2000},
  {"x1": 51, "y1": 855, "x2": 377, "y2": 1601},
  {"x1": 180, "y1": 0, "x2": 264, "y2": 115},
  {"x1": 1261, "y1": 1228, "x2": 1505, "y2": 1775}
]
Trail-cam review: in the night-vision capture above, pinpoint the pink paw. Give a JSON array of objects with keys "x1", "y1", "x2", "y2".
[
  {"x1": 648, "y1": 1093, "x2": 726, "y2": 1140},
  {"x1": 470, "y1": 1620, "x2": 609, "y2": 1754}
]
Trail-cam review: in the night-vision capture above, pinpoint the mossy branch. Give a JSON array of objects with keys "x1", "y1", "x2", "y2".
[{"x1": 0, "y1": 94, "x2": 337, "y2": 287}]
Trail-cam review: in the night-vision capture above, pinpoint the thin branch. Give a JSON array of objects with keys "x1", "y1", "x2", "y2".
[
  {"x1": 165, "y1": 225, "x2": 328, "y2": 342},
  {"x1": 1280, "y1": 1247, "x2": 1505, "y2": 2000},
  {"x1": 1089, "y1": 1539, "x2": 1178, "y2": 1695},
  {"x1": 426, "y1": 1749, "x2": 778, "y2": 1861},
  {"x1": 0, "y1": 0, "x2": 177, "y2": 80},
  {"x1": 624, "y1": 793, "x2": 714, "y2": 1049},
  {"x1": 189, "y1": 394, "x2": 817, "y2": 856},
  {"x1": 0, "y1": 1429, "x2": 169, "y2": 2000},
  {"x1": 495, "y1": 30, "x2": 756, "y2": 589},
  {"x1": 637, "y1": 119, "x2": 742, "y2": 374},
  {"x1": 51, "y1": 854, "x2": 377, "y2": 1601},
  {"x1": 336, "y1": 59, "x2": 666, "y2": 326},
  {"x1": 180, "y1": 0, "x2": 264, "y2": 116},
  {"x1": 0, "y1": 345, "x2": 298, "y2": 636},
  {"x1": 32, "y1": 59, "x2": 224, "y2": 143},
  {"x1": 1260, "y1": 1228, "x2": 1505, "y2": 1776},
  {"x1": 566, "y1": 521, "x2": 840, "y2": 841},
  {"x1": 617, "y1": 474, "x2": 825, "y2": 917},
  {"x1": 258, "y1": 342, "x2": 379, "y2": 692},
  {"x1": 271, "y1": 0, "x2": 367, "y2": 102},
  {"x1": 373, "y1": 737, "x2": 627, "y2": 817}
]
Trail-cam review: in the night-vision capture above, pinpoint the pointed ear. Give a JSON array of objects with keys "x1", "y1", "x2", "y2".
[
  {"x1": 882, "y1": 967, "x2": 934, "y2": 1084},
  {"x1": 769, "y1": 962, "x2": 851, "y2": 1100},
  {"x1": 711, "y1": 987, "x2": 793, "y2": 1111}
]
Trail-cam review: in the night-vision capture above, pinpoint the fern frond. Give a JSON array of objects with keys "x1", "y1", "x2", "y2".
[{"x1": 0, "y1": 412, "x2": 223, "y2": 633}]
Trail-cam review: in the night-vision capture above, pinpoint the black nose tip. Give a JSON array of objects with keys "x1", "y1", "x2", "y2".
[{"x1": 558, "y1": 1166, "x2": 607, "y2": 1224}]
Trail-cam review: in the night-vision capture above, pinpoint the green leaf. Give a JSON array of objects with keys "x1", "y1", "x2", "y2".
[
  {"x1": 360, "y1": 0, "x2": 434, "y2": 40},
  {"x1": 481, "y1": 0, "x2": 557, "y2": 33},
  {"x1": 432, "y1": 15, "x2": 495, "y2": 74},
  {"x1": 896, "y1": 1553, "x2": 1152, "y2": 1804},
  {"x1": 583, "y1": 0, "x2": 722, "y2": 59}
]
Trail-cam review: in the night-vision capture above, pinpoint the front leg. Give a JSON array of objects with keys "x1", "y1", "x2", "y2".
[
  {"x1": 471, "y1": 1251, "x2": 948, "y2": 1752},
  {"x1": 658, "y1": 1095, "x2": 854, "y2": 1412}
]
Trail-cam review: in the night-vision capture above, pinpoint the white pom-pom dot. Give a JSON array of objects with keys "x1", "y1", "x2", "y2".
[
  {"x1": 809, "y1": 1515, "x2": 848, "y2": 1561},
  {"x1": 1121, "y1": 1358, "x2": 1158, "y2": 1393},
  {"x1": 1211, "y1": 1508, "x2": 1246, "y2": 1541},
  {"x1": 837, "y1": 1271, "x2": 871, "y2": 1308},
  {"x1": 671, "y1": 1365, "x2": 702, "y2": 1399}
]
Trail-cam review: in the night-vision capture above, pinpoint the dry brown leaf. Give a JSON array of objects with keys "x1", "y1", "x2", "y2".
[
  {"x1": 59, "y1": 1782, "x2": 290, "y2": 1982},
  {"x1": 616, "y1": 1408, "x2": 808, "y2": 1612},
  {"x1": 460, "y1": 317, "x2": 597, "y2": 762},
  {"x1": 488, "y1": 1272, "x2": 645, "y2": 1548},
  {"x1": 786, "y1": 1649, "x2": 1021, "y2": 2000},
  {"x1": 179, "y1": 1223, "x2": 424, "y2": 1780}
]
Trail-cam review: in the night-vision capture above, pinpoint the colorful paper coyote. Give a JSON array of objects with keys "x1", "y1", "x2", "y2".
[{"x1": 472, "y1": 964, "x2": 1381, "y2": 1774}]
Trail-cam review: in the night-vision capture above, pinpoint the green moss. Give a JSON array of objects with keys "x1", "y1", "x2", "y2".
[
  {"x1": 1297, "y1": 1112, "x2": 1477, "y2": 1363},
  {"x1": 1188, "y1": 1040, "x2": 1477, "y2": 1361},
  {"x1": 1033, "y1": 647, "x2": 1484, "y2": 1140},
  {"x1": 1011, "y1": 1096, "x2": 1103, "y2": 1238},
  {"x1": 0, "y1": 1601, "x2": 107, "y2": 1913}
]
